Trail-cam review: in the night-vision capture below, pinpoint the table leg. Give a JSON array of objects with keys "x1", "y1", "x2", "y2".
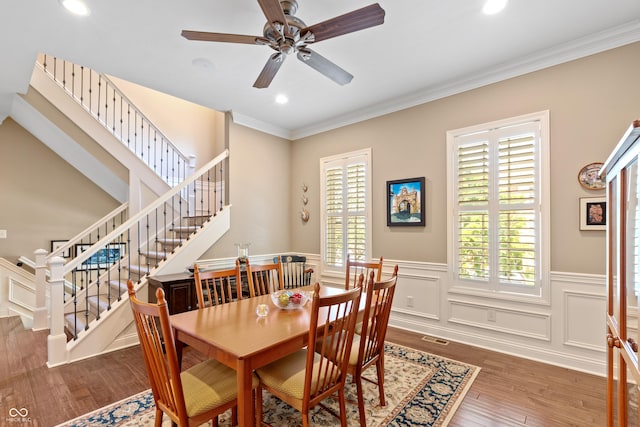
[
  {"x1": 175, "y1": 338, "x2": 184, "y2": 368},
  {"x1": 237, "y1": 359, "x2": 254, "y2": 426}
]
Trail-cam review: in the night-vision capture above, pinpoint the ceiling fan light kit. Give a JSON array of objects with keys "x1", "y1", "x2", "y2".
[
  {"x1": 483, "y1": 0, "x2": 508, "y2": 15},
  {"x1": 59, "y1": 0, "x2": 90, "y2": 16},
  {"x1": 182, "y1": 0, "x2": 385, "y2": 88}
]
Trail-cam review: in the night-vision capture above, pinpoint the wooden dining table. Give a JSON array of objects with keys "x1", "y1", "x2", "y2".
[{"x1": 170, "y1": 285, "x2": 357, "y2": 426}]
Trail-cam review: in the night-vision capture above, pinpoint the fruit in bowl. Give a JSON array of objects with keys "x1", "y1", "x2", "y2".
[
  {"x1": 277, "y1": 293, "x2": 290, "y2": 308},
  {"x1": 271, "y1": 290, "x2": 309, "y2": 310},
  {"x1": 290, "y1": 292, "x2": 303, "y2": 305}
]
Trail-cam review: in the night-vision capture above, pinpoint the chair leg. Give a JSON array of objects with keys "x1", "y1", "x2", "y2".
[
  {"x1": 302, "y1": 410, "x2": 310, "y2": 427},
  {"x1": 154, "y1": 409, "x2": 163, "y2": 427},
  {"x1": 256, "y1": 386, "x2": 263, "y2": 426},
  {"x1": 376, "y1": 358, "x2": 386, "y2": 406},
  {"x1": 231, "y1": 405, "x2": 237, "y2": 426},
  {"x1": 355, "y1": 372, "x2": 367, "y2": 426},
  {"x1": 212, "y1": 415, "x2": 219, "y2": 427},
  {"x1": 337, "y1": 388, "x2": 348, "y2": 427}
]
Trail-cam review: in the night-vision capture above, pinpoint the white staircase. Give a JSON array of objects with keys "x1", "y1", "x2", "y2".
[
  {"x1": 59, "y1": 205, "x2": 231, "y2": 363},
  {"x1": 18, "y1": 55, "x2": 232, "y2": 365}
]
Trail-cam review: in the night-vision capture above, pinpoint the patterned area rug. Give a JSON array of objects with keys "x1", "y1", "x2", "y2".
[{"x1": 57, "y1": 343, "x2": 479, "y2": 427}]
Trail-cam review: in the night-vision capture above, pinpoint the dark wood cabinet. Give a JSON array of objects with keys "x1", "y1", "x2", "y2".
[{"x1": 148, "y1": 272, "x2": 197, "y2": 314}]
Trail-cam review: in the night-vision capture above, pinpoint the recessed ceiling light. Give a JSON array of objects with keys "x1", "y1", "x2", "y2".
[
  {"x1": 191, "y1": 57, "x2": 214, "y2": 70},
  {"x1": 60, "y1": 0, "x2": 90, "y2": 16},
  {"x1": 275, "y1": 94, "x2": 288, "y2": 105},
  {"x1": 482, "y1": 0, "x2": 508, "y2": 15}
]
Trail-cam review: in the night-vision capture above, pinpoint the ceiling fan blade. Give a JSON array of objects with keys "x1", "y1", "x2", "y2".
[
  {"x1": 257, "y1": 0, "x2": 290, "y2": 36},
  {"x1": 181, "y1": 30, "x2": 260, "y2": 45},
  {"x1": 297, "y1": 49, "x2": 353, "y2": 86},
  {"x1": 303, "y1": 3, "x2": 385, "y2": 43},
  {"x1": 253, "y1": 53, "x2": 285, "y2": 88}
]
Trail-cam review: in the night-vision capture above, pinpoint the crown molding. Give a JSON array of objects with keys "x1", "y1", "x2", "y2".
[{"x1": 287, "y1": 19, "x2": 640, "y2": 140}]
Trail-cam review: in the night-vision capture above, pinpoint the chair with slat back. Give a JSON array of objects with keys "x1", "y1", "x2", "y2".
[
  {"x1": 245, "y1": 258, "x2": 284, "y2": 297},
  {"x1": 193, "y1": 262, "x2": 242, "y2": 309},
  {"x1": 345, "y1": 254, "x2": 383, "y2": 290},
  {"x1": 348, "y1": 265, "x2": 398, "y2": 426},
  {"x1": 273, "y1": 255, "x2": 314, "y2": 289},
  {"x1": 256, "y1": 282, "x2": 363, "y2": 427},
  {"x1": 127, "y1": 280, "x2": 257, "y2": 427}
]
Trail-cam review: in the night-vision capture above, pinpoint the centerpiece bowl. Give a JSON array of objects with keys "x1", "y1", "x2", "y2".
[{"x1": 270, "y1": 290, "x2": 311, "y2": 310}]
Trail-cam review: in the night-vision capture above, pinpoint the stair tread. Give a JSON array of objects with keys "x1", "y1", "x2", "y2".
[
  {"x1": 157, "y1": 238, "x2": 183, "y2": 245},
  {"x1": 140, "y1": 250, "x2": 169, "y2": 259},
  {"x1": 171, "y1": 225, "x2": 201, "y2": 231}
]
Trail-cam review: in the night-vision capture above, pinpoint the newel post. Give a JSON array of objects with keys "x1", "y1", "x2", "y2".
[
  {"x1": 32, "y1": 248, "x2": 49, "y2": 331},
  {"x1": 47, "y1": 256, "x2": 67, "y2": 367}
]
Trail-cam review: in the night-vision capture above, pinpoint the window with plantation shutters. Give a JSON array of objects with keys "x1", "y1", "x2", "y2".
[
  {"x1": 447, "y1": 112, "x2": 549, "y2": 298},
  {"x1": 321, "y1": 149, "x2": 371, "y2": 270}
]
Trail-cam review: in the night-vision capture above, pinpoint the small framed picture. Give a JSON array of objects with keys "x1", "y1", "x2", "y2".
[
  {"x1": 50, "y1": 240, "x2": 71, "y2": 258},
  {"x1": 578, "y1": 162, "x2": 606, "y2": 191},
  {"x1": 580, "y1": 197, "x2": 606, "y2": 231},
  {"x1": 387, "y1": 177, "x2": 425, "y2": 226}
]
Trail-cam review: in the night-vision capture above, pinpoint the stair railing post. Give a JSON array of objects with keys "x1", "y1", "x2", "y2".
[
  {"x1": 32, "y1": 248, "x2": 49, "y2": 331},
  {"x1": 187, "y1": 155, "x2": 197, "y2": 213},
  {"x1": 47, "y1": 256, "x2": 68, "y2": 367}
]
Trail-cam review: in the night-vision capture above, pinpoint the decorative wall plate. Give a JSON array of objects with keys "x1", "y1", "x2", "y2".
[{"x1": 578, "y1": 162, "x2": 606, "y2": 190}]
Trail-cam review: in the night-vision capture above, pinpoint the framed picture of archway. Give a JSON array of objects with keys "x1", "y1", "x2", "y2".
[{"x1": 387, "y1": 177, "x2": 425, "y2": 226}]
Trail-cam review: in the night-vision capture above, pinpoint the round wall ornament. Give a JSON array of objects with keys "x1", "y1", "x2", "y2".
[{"x1": 578, "y1": 162, "x2": 606, "y2": 190}]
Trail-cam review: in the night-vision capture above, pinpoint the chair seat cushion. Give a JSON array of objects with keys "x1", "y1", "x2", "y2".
[
  {"x1": 181, "y1": 359, "x2": 258, "y2": 417},
  {"x1": 348, "y1": 335, "x2": 362, "y2": 365},
  {"x1": 355, "y1": 321, "x2": 363, "y2": 335},
  {"x1": 256, "y1": 350, "x2": 339, "y2": 400},
  {"x1": 318, "y1": 334, "x2": 368, "y2": 366}
]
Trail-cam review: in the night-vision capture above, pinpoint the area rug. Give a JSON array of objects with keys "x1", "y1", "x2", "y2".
[{"x1": 57, "y1": 342, "x2": 479, "y2": 427}]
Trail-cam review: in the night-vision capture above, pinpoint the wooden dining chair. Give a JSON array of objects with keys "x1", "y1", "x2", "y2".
[
  {"x1": 127, "y1": 280, "x2": 257, "y2": 427},
  {"x1": 345, "y1": 254, "x2": 383, "y2": 290},
  {"x1": 193, "y1": 262, "x2": 242, "y2": 308},
  {"x1": 245, "y1": 258, "x2": 284, "y2": 297},
  {"x1": 255, "y1": 283, "x2": 363, "y2": 427},
  {"x1": 273, "y1": 255, "x2": 314, "y2": 289},
  {"x1": 347, "y1": 265, "x2": 398, "y2": 426}
]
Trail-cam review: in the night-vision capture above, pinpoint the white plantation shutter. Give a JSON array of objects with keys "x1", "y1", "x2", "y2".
[
  {"x1": 346, "y1": 163, "x2": 367, "y2": 261},
  {"x1": 497, "y1": 134, "x2": 536, "y2": 286},
  {"x1": 325, "y1": 167, "x2": 344, "y2": 266},
  {"x1": 449, "y1": 114, "x2": 548, "y2": 297},
  {"x1": 457, "y1": 140, "x2": 490, "y2": 281},
  {"x1": 321, "y1": 149, "x2": 371, "y2": 269}
]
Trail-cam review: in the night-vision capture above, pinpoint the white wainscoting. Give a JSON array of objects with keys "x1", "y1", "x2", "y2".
[
  {"x1": 0, "y1": 258, "x2": 38, "y2": 322},
  {"x1": 307, "y1": 255, "x2": 607, "y2": 376}
]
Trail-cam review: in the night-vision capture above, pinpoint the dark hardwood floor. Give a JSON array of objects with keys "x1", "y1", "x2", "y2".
[{"x1": 0, "y1": 316, "x2": 606, "y2": 426}]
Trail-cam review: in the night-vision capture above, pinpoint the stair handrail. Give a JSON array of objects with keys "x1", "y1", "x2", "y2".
[
  {"x1": 45, "y1": 203, "x2": 129, "y2": 263},
  {"x1": 30, "y1": 203, "x2": 130, "y2": 330},
  {"x1": 36, "y1": 54, "x2": 192, "y2": 187},
  {"x1": 62, "y1": 148, "x2": 228, "y2": 274},
  {"x1": 44, "y1": 148, "x2": 228, "y2": 365}
]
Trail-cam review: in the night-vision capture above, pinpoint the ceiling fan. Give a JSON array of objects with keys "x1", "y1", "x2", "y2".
[{"x1": 181, "y1": 0, "x2": 385, "y2": 88}]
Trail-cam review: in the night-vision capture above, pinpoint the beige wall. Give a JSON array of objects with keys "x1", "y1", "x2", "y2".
[
  {"x1": 0, "y1": 119, "x2": 119, "y2": 263},
  {"x1": 109, "y1": 76, "x2": 221, "y2": 167},
  {"x1": 290, "y1": 42, "x2": 640, "y2": 274},
  {"x1": 23, "y1": 87, "x2": 129, "y2": 184},
  {"x1": 201, "y1": 121, "x2": 292, "y2": 259}
]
